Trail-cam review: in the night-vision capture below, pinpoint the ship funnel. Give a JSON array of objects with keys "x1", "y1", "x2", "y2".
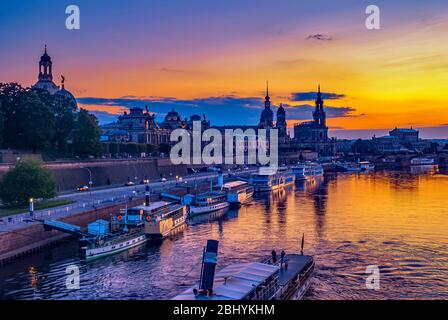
[
  {"x1": 217, "y1": 174, "x2": 224, "y2": 188},
  {"x1": 199, "y1": 240, "x2": 219, "y2": 295},
  {"x1": 145, "y1": 186, "x2": 150, "y2": 207}
]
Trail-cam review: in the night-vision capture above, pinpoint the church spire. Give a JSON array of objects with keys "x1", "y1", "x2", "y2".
[
  {"x1": 313, "y1": 84, "x2": 326, "y2": 127},
  {"x1": 265, "y1": 80, "x2": 270, "y2": 102}
]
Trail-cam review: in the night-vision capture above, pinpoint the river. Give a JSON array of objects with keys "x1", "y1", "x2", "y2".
[{"x1": 1, "y1": 169, "x2": 447, "y2": 300}]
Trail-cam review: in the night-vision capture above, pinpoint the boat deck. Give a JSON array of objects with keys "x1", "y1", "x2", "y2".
[{"x1": 278, "y1": 254, "x2": 313, "y2": 286}]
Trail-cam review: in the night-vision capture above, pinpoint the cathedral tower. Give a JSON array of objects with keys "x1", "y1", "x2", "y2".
[
  {"x1": 33, "y1": 46, "x2": 59, "y2": 94},
  {"x1": 276, "y1": 103, "x2": 287, "y2": 143},
  {"x1": 313, "y1": 85, "x2": 326, "y2": 127},
  {"x1": 259, "y1": 81, "x2": 274, "y2": 129}
]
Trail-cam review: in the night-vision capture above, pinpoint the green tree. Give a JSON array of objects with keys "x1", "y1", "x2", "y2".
[
  {"x1": 159, "y1": 143, "x2": 171, "y2": 155},
  {"x1": 0, "y1": 83, "x2": 26, "y2": 148},
  {"x1": 0, "y1": 160, "x2": 56, "y2": 206},
  {"x1": 49, "y1": 94, "x2": 76, "y2": 153},
  {"x1": 109, "y1": 142, "x2": 119, "y2": 155},
  {"x1": 72, "y1": 109, "x2": 101, "y2": 158},
  {"x1": 352, "y1": 139, "x2": 375, "y2": 154},
  {"x1": 101, "y1": 142, "x2": 110, "y2": 155},
  {"x1": 15, "y1": 90, "x2": 55, "y2": 151}
]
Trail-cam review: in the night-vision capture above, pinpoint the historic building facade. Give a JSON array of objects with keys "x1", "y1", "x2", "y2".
[
  {"x1": 292, "y1": 86, "x2": 334, "y2": 156},
  {"x1": 372, "y1": 127, "x2": 430, "y2": 154},
  {"x1": 32, "y1": 46, "x2": 77, "y2": 108},
  {"x1": 101, "y1": 107, "x2": 211, "y2": 145},
  {"x1": 258, "y1": 83, "x2": 289, "y2": 144}
]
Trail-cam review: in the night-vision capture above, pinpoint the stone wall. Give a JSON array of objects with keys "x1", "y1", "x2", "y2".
[
  {"x1": 0, "y1": 158, "x2": 187, "y2": 192},
  {"x1": 0, "y1": 198, "x2": 144, "y2": 259}
]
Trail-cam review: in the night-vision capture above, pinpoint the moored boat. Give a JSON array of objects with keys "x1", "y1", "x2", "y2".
[
  {"x1": 410, "y1": 157, "x2": 435, "y2": 166},
  {"x1": 250, "y1": 170, "x2": 296, "y2": 192},
  {"x1": 219, "y1": 180, "x2": 254, "y2": 206},
  {"x1": 183, "y1": 192, "x2": 230, "y2": 216},
  {"x1": 291, "y1": 162, "x2": 324, "y2": 181},
  {"x1": 140, "y1": 201, "x2": 188, "y2": 239},
  {"x1": 81, "y1": 231, "x2": 147, "y2": 261},
  {"x1": 173, "y1": 239, "x2": 314, "y2": 300},
  {"x1": 359, "y1": 161, "x2": 375, "y2": 171}
]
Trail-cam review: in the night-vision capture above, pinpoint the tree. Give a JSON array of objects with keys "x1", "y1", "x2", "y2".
[
  {"x1": 352, "y1": 139, "x2": 375, "y2": 154},
  {"x1": 47, "y1": 93, "x2": 76, "y2": 153},
  {"x1": 72, "y1": 109, "x2": 101, "y2": 158},
  {"x1": 0, "y1": 160, "x2": 56, "y2": 206},
  {"x1": 0, "y1": 83, "x2": 26, "y2": 148},
  {"x1": 159, "y1": 143, "x2": 171, "y2": 155},
  {"x1": 15, "y1": 90, "x2": 55, "y2": 151}
]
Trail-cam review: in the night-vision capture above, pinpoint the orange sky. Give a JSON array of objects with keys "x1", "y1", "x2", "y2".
[{"x1": 2, "y1": 1, "x2": 448, "y2": 135}]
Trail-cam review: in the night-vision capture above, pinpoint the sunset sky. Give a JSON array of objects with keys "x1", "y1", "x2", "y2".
[{"x1": 1, "y1": 0, "x2": 448, "y2": 138}]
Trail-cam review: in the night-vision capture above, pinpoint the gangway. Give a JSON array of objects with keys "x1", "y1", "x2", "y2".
[
  {"x1": 160, "y1": 193, "x2": 182, "y2": 202},
  {"x1": 43, "y1": 220, "x2": 91, "y2": 238}
]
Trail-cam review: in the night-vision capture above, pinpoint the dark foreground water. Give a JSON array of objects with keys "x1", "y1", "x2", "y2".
[{"x1": 1, "y1": 170, "x2": 447, "y2": 300}]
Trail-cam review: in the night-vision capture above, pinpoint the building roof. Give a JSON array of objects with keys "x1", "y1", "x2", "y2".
[
  {"x1": 173, "y1": 262, "x2": 280, "y2": 300},
  {"x1": 391, "y1": 128, "x2": 419, "y2": 133},
  {"x1": 222, "y1": 181, "x2": 248, "y2": 189}
]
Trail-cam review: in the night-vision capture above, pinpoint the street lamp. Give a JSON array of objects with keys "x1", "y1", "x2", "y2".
[{"x1": 29, "y1": 198, "x2": 34, "y2": 219}]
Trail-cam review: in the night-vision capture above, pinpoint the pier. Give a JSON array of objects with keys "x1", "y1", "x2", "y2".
[{"x1": 0, "y1": 172, "x2": 222, "y2": 266}]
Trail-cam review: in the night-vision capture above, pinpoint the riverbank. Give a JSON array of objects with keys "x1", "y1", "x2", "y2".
[{"x1": 0, "y1": 200, "x2": 74, "y2": 218}]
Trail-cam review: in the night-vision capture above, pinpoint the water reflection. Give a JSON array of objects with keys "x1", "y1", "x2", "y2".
[{"x1": 0, "y1": 171, "x2": 447, "y2": 300}]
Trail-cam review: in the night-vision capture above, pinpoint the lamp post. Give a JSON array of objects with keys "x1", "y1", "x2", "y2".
[
  {"x1": 29, "y1": 198, "x2": 34, "y2": 219},
  {"x1": 82, "y1": 167, "x2": 94, "y2": 207}
]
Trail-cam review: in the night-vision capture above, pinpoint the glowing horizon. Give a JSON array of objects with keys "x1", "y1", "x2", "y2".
[{"x1": 1, "y1": 0, "x2": 448, "y2": 138}]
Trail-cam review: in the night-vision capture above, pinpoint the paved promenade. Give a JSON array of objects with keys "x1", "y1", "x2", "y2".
[{"x1": 0, "y1": 172, "x2": 223, "y2": 233}]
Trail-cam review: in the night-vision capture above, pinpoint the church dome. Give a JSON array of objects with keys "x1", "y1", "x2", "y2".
[{"x1": 55, "y1": 87, "x2": 77, "y2": 107}]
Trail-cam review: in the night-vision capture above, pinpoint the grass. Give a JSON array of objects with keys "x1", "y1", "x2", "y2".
[{"x1": 0, "y1": 200, "x2": 74, "y2": 218}]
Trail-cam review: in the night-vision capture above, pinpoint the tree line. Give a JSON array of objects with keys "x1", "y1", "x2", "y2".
[{"x1": 0, "y1": 82, "x2": 101, "y2": 158}]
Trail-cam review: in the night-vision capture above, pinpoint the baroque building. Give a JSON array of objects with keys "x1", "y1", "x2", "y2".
[
  {"x1": 101, "y1": 107, "x2": 211, "y2": 145},
  {"x1": 293, "y1": 85, "x2": 334, "y2": 156},
  {"x1": 32, "y1": 46, "x2": 77, "y2": 108}
]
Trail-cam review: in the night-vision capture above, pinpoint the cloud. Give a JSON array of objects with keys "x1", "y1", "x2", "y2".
[
  {"x1": 306, "y1": 34, "x2": 333, "y2": 41},
  {"x1": 88, "y1": 110, "x2": 121, "y2": 124},
  {"x1": 78, "y1": 96, "x2": 264, "y2": 126},
  {"x1": 291, "y1": 91, "x2": 346, "y2": 101},
  {"x1": 283, "y1": 104, "x2": 356, "y2": 120}
]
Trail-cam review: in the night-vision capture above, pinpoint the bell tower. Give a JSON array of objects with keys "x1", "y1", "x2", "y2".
[
  {"x1": 38, "y1": 45, "x2": 53, "y2": 82},
  {"x1": 33, "y1": 45, "x2": 59, "y2": 94},
  {"x1": 313, "y1": 85, "x2": 326, "y2": 127}
]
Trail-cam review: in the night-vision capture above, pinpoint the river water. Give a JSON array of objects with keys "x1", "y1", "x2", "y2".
[{"x1": 1, "y1": 170, "x2": 447, "y2": 300}]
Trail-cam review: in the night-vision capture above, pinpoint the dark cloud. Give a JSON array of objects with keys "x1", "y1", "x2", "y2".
[
  {"x1": 306, "y1": 34, "x2": 333, "y2": 41},
  {"x1": 88, "y1": 110, "x2": 121, "y2": 124},
  {"x1": 78, "y1": 96, "x2": 263, "y2": 125},
  {"x1": 284, "y1": 104, "x2": 356, "y2": 120},
  {"x1": 78, "y1": 96, "x2": 357, "y2": 126},
  {"x1": 291, "y1": 91, "x2": 346, "y2": 101}
]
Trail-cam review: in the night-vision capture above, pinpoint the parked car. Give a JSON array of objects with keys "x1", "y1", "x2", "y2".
[
  {"x1": 159, "y1": 178, "x2": 167, "y2": 182},
  {"x1": 77, "y1": 185, "x2": 89, "y2": 192},
  {"x1": 124, "y1": 181, "x2": 135, "y2": 187}
]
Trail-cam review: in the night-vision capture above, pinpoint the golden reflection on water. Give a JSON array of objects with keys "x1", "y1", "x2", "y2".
[{"x1": 1, "y1": 170, "x2": 447, "y2": 300}]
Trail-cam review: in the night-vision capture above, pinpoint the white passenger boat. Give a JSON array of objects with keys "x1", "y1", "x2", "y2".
[
  {"x1": 410, "y1": 157, "x2": 435, "y2": 166},
  {"x1": 359, "y1": 161, "x2": 375, "y2": 171},
  {"x1": 137, "y1": 201, "x2": 188, "y2": 239},
  {"x1": 173, "y1": 240, "x2": 315, "y2": 301},
  {"x1": 250, "y1": 171, "x2": 296, "y2": 192},
  {"x1": 219, "y1": 180, "x2": 254, "y2": 206},
  {"x1": 291, "y1": 162, "x2": 324, "y2": 181},
  {"x1": 81, "y1": 232, "x2": 147, "y2": 261},
  {"x1": 183, "y1": 192, "x2": 230, "y2": 216},
  {"x1": 338, "y1": 162, "x2": 362, "y2": 172}
]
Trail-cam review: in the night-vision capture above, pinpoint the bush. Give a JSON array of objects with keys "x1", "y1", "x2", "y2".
[{"x1": 0, "y1": 160, "x2": 56, "y2": 206}]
